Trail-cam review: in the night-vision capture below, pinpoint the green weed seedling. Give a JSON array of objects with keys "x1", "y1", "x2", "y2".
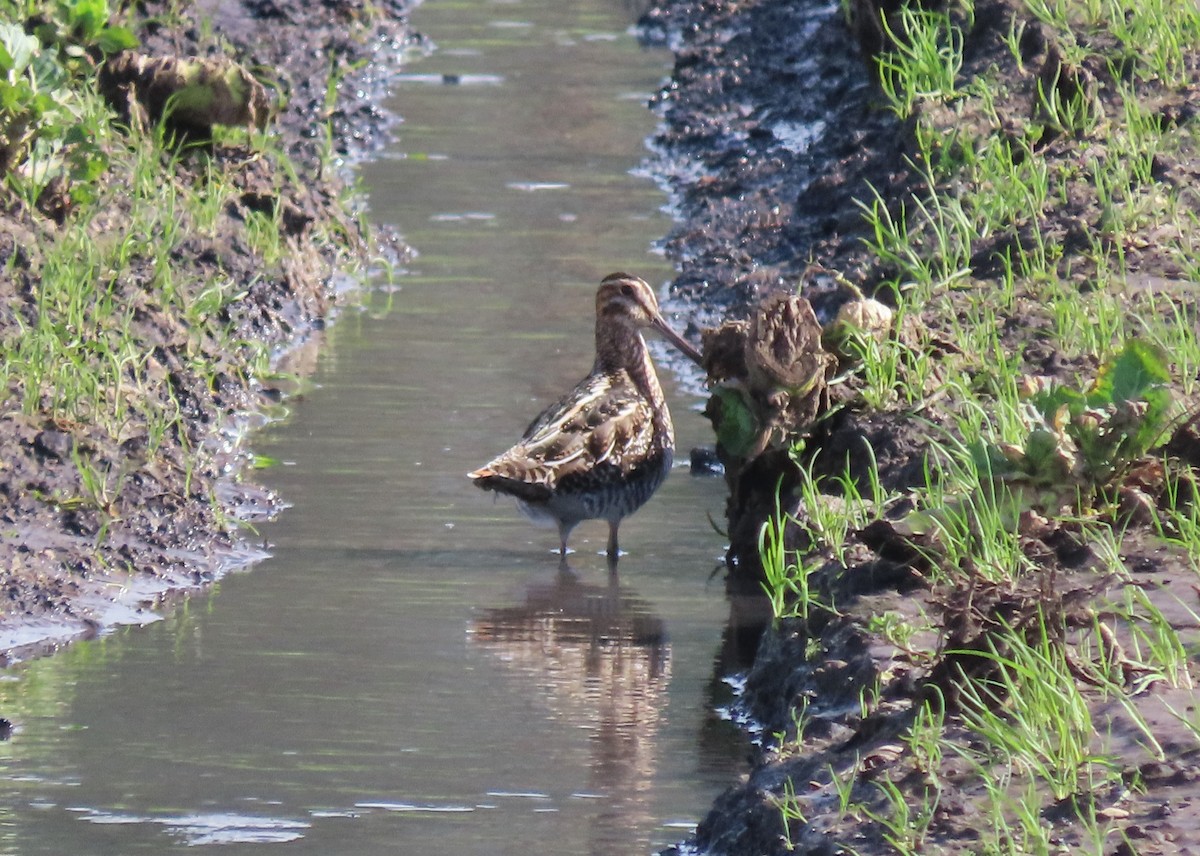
[
  {"x1": 759, "y1": 488, "x2": 799, "y2": 620},
  {"x1": 70, "y1": 442, "x2": 125, "y2": 519},
  {"x1": 1006, "y1": 775, "x2": 1058, "y2": 854},
  {"x1": 797, "y1": 467, "x2": 854, "y2": 567},
  {"x1": 759, "y1": 497, "x2": 825, "y2": 623},
  {"x1": 774, "y1": 775, "x2": 807, "y2": 851},
  {"x1": 1163, "y1": 698, "x2": 1200, "y2": 752},
  {"x1": 846, "y1": 315, "x2": 941, "y2": 410},
  {"x1": 861, "y1": 774, "x2": 938, "y2": 856},
  {"x1": 875, "y1": 6, "x2": 965, "y2": 119},
  {"x1": 1117, "y1": 584, "x2": 1192, "y2": 693},
  {"x1": 953, "y1": 610, "x2": 1122, "y2": 802},
  {"x1": 1034, "y1": 69, "x2": 1102, "y2": 139},
  {"x1": 772, "y1": 697, "x2": 812, "y2": 754},
  {"x1": 866, "y1": 610, "x2": 933, "y2": 661},
  {"x1": 1155, "y1": 465, "x2": 1200, "y2": 571},
  {"x1": 905, "y1": 693, "x2": 945, "y2": 783},
  {"x1": 761, "y1": 445, "x2": 895, "y2": 620},
  {"x1": 903, "y1": 433, "x2": 1035, "y2": 585},
  {"x1": 827, "y1": 761, "x2": 860, "y2": 821}
]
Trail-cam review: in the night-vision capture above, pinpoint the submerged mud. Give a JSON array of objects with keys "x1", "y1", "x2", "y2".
[{"x1": 0, "y1": 1, "x2": 419, "y2": 662}]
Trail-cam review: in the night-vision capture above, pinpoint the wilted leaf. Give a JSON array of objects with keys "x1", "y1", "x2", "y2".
[{"x1": 99, "y1": 52, "x2": 271, "y2": 134}]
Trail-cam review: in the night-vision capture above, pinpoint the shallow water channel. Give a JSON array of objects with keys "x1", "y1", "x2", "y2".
[{"x1": 0, "y1": 1, "x2": 757, "y2": 854}]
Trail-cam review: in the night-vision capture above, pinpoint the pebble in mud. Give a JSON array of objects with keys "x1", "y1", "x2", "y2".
[
  {"x1": 689, "y1": 446, "x2": 725, "y2": 475},
  {"x1": 32, "y1": 430, "x2": 72, "y2": 461}
]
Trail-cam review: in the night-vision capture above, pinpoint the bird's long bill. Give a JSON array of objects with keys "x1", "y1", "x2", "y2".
[{"x1": 651, "y1": 313, "x2": 704, "y2": 367}]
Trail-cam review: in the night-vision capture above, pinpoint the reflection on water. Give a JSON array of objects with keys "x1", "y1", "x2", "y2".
[
  {"x1": 0, "y1": 0, "x2": 756, "y2": 854},
  {"x1": 76, "y1": 810, "x2": 310, "y2": 846},
  {"x1": 472, "y1": 569, "x2": 670, "y2": 852}
]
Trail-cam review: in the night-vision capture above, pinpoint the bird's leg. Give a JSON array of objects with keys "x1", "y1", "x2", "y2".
[
  {"x1": 606, "y1": 520, "x2": 620, "y2": 559},
  {"x1": 557, "y1": 521, "x2": 571, "y2": 558}
]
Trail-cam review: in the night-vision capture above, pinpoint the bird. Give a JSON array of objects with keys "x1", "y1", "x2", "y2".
[{"x1": 469, "y1": 272, "x2": 702, "y2": 561}]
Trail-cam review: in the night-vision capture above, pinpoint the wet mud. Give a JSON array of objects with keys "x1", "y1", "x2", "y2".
[
  {"x1": 0, "y1": 0, "x2": 419, "y2": 662},
  {"x1": 643, "y1": 0, "x2": 1200, "y2": 853}
]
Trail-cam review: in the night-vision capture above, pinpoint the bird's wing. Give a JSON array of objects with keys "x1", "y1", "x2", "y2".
[{"x1": 473, "y1": 372, "x2": 655, "y2": 490}]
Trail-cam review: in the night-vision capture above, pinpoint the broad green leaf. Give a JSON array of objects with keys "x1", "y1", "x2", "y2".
[
  {"x1": 96, "y1": 26, "x2": 138, "y2": 54},
  {"x1": 66, "y1": 0, "x2": 109, "y2": 40},
  {"x1": 0, "y1": 24, "x2": 38, "y2": 73},
  {"x1": 1023, "y1": 429, "x2": 1068, "y2": 478},
  {"x1": 710, "y1": 387, "x2": 760, "y2": 458},
  {"x1": 969, "y1": 439, "x2": 1020, "y2": 480},
  {"x1": 0, "y1": 79, "x2": 21, "y2": 110},
  {"x1": 1030, "y1": 384, "x2": 1086, "y2": 420},
  {"x1": 1126, "y1": 388, "x2": 1174, "y2": 458},
  {"x1": 1090, "y1": 339, "x2": 1169, "y2": 407},
  {"x1": 30, "y1": 50, "x2": 68, "y2": 91}
]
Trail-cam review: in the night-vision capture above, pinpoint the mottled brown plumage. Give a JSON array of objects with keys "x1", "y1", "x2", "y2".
[{"x1": 469, "y1": 273, "x2": 702, "y2": 559}]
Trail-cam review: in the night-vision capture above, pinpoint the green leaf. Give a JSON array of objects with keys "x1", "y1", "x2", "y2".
[
  {"x1": 1030, "y1": 384, "x2": 1086, "y2": 421},
  {"x1": 710, "y1": 387, "x2": 760, "y2": 458},
  {"x1": 65, "y1": 0, "x2": 110, "y2": 40},
  {"x1": 1089, "y1": 339, "x2": 1170, "y2": 407},
  {"x1": 96, "y1": 25, "x2": 138, "y2": 54},
  {"x1": 69, "y1": 148, "x2": 107, "y2": 182},
  {"x1": 1123, "y1": 389, "x2": 1173, "y2": 459},
  {"x1": 0, "y1": 24, "x2": 39, "y2": 73},
  {"x1": 62, "y1": 123, "x2": 89, "y2": 144},
  {"x1": 0, "y1": 79, "x2": 22, "y2": 110},
  {"x1": 30, "y1": 50, "x2": 68, "y2": 91},
  {"x1": 69, "y1": 181, "x2": 97, "y2": 205},
  {"x1": 968, "y1": 439, "x2": 1020, "y2": 480}
]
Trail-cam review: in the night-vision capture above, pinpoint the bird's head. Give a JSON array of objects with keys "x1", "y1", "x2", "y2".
[
  {"x1": 595, "y1": 272, "x2": 702, "y2": 365},
  {"x1": 596, "y1": 273, "x2": 660, "y2": 325}
]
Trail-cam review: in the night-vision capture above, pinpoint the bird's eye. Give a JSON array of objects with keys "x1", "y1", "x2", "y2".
[{"x1": 620, "y1": 284, "x2": 634, "y2": 297}]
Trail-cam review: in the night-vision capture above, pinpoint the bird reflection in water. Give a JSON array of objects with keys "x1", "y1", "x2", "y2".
[{"x1": 468, "y1": 566, "x2": 669, "y2": 854}]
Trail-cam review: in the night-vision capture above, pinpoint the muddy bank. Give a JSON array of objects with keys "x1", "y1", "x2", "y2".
[
  {"x1": 0, "y1": 1, "x2": 419, "y2": 662},
  {"x1": 642, "y1": 0, "x2": 906, "y2": 325},
  {"x1": 645, "y1": 0, "x2": 1200, "y2": 853},
  {"x1": 642, "y1": 0, "x2": 925, "y2": 585}
]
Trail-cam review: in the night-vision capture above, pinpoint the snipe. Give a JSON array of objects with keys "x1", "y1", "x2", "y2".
[{"x1": 469, "y1": 273, "x2": 702, "y2": 560}]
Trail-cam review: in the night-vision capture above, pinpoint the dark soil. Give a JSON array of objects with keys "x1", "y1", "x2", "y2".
[
  {"x1": 643, "y1": 0, "x2": 1200, "y2": 852},
  {"x1": 0, "y1": 1, "x2": 419, "y2": 663}
]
